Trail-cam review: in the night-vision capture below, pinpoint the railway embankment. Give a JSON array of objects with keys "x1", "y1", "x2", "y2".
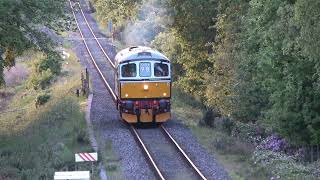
[
  {"x1": 0, "y1": 47, "x2": 100, "y2": 179},
  {"x1": 171, "y1": 88, "x2": 320, "y2": 179}
]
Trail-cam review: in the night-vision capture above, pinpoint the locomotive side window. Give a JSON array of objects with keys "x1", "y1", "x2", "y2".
[
  {"x1": 139, "y1": 62, "x2": 151, "y2": 77},
  {"x1": 154, "y1": 63, "x2": 169, "y2": 77},
  {"x1": 121, "y1": 63, "x2": 136, "y2": 77}
]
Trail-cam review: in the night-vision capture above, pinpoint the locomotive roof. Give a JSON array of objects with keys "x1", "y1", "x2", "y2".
[{"x1": 115, "y1": 46, "x2": 170, "y2": 65}]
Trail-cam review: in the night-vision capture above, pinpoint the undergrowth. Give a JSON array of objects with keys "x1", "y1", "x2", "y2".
[
  {"x1": 172, "y1": 86, "x2": 320, "y2": 179},
  {"x1": 0, "y1": 49, "x2": 98, "y2": 179}
]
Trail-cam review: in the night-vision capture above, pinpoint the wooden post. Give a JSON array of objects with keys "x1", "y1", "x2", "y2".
[
  {"x1": 317, "y1": 144, "x2": 320, "y2": 160},
  {"x1": 86, "y1": 68, "x2": 89, "y2": 95},
  {"x1": 310, "y1": 146, "x2": 313, "y2": 162}
]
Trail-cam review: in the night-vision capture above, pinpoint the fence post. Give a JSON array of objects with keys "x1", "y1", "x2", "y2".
[
  {"x1": 310, "y1": 146, "x2": 313, "y2": 162},
  {"x1": 86, "y1": 68, "x2": 89, "y2": 95},
  {"x1": 317, "y1": 145, "x2": 319, "y2": 161}
]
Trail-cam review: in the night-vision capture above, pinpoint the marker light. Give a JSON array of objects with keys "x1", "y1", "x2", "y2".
[
  {"x1": 163, "y1": 92, "x2": 167, "y2": 96},
  {"x1": 144, "y1": 84, "x2": 149, "y2": 90},
  {"x1": 125, "y1": 94, "x2": 129, "y2": 97}
]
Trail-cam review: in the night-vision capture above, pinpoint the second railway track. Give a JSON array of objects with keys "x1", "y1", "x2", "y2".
[{"x1": 70, "y1": 1, "x2": 207, "y2": 179}]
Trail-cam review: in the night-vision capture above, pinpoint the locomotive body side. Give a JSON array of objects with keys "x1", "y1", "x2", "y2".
[{"x1": 115, "y1": 46, "x2": 171, "y2": 123}]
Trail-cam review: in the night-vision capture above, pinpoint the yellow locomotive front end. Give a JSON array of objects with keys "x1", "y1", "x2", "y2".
[{"x1": 115, "y1": 47, "x2": 171, "y2": 123}]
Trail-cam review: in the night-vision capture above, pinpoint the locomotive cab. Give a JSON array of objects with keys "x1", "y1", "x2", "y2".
[{"x1": 115, "y1": 46, "x2": 171, "y2": 123}]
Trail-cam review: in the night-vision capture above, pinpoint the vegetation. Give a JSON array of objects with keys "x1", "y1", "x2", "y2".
[
  {"x1": 0, "y1": 49, "x2": 97, "y2": 179},
  {"x1": 27, "y1": 52, "x2": 63, "y2": 90},
  {"x1": 92, "y1": 0, "x2": 320, "y2": 178},
  {"x1": 92, "y1": 0, "x2": 320, "y2": 147},
  {"x1": 0, "y1": 0, "x2": 66, "y2": 86},
  {"x1": 172, "y1": 88, "x2": 319, "y2": 179}
]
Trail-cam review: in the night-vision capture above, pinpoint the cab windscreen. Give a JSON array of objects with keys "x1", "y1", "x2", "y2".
[
  {"x1": 154, "y1": 63, "x2": 169, "y2": 77},
  {"x1": 121, "y1": 63, "x2": 136, "y2": 77}
]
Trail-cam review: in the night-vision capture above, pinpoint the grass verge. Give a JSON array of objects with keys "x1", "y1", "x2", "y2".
[
  {"x1": 99, "y1": 138, "x2": 124, "y2": 179},
  {"x1": 0, "y1": 48, "x2": 99, "y2": 179}
]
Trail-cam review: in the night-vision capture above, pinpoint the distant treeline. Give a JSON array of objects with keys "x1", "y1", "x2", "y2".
[{"x1": 93, "y1": 0, "x2": 320, "y2": 146}]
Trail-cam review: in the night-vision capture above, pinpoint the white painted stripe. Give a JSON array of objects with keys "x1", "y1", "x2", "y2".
[{"x1": 75, "y1": 153, "x2": 98, "y2": 162}]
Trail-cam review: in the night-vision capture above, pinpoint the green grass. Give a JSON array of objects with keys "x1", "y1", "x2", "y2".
[
  {"x1": 171, "y1": 86, "x2": 269, "y2": 180},
  {"x1": 99, "y1": 139, "x2": 124, "y2": 179},
  {"x1": 0, "y1": 49, "x2": 99, "y2": 179}
]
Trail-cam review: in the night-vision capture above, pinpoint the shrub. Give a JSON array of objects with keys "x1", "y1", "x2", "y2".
[
  {"x1": 258, "y1": 134, "x2": 288, "y2": 152},
  {"x1": 231, "y1": 121, "x2": 264, "y2": 145},
  {"x1": 28, "y1": 69, "x2": 54, "y2": 90},
  {"x1": 28, "y1": 51, "x2": 62, "y2": 89},
  {"x1": 252, "y1": 149, "x2": 316, "y2": 179},
  {"x1": 214, "y1": 117, "x2": 235, "y2": 135},
  {"x1": 35, "y1": 93, "x2": 51, "y2": 107},
  {"x1": 37, "y1": 52, "x2": 62, "y2": 75}
]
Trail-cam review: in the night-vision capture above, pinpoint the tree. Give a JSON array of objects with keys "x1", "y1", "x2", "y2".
[{"x1": 0, "y1": 0, "x2": 65, "y2": 86}]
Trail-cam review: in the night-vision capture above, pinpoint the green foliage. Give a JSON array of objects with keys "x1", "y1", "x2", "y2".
[
  {"x1": 28, "y1": 69, "x2": 54, "y2": 90},
  {"x1": 28, "y1": 52, "x2": 62, "y2": 89},
  {"x1": 0, "y1": 97, "x2": 89, "y2": 179},
  {"x1": 36, "y1": 93, "x2": 51, "y2": 107},
  {"x1": 37, "y1": 52, "x2": 62, "y2": 75},
  {"x1": 93, "y1": 0, "x2": 320, "y2": 146},
  {"x1": 0, "y1": 0, "x2": 65, "y2": 85},
  {"x1": 227, "y1": 0, "x2": 320, "y2": 145},
  {"x1": 92, "y1": 0, "x2": 142, "y2": 28}
]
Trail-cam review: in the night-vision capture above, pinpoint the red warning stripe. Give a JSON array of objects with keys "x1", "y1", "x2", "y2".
[
  {"x1": 78, "y1": 153, "x2": 96, "y2": 161},
  {"x1": 87, "y1": 153, "x2": 96, "y2": 161},
  {"x1": 82, "y1": 153, "x2": 94, "y2": 161},
  {"x1": 78, "y1": 153, "x2": 90, "y2": 161}
]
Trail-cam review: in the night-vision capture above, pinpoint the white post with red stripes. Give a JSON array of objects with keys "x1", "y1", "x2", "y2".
[
  {"x1": 75, "y1": 152, "x2": 98, "y2": 162},
  {"x1": 75, "y1": 152, "x2": 98, "y2": 174}
]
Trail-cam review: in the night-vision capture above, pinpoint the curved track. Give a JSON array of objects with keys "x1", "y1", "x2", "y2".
[{"x1": 69, "y1": 1, "x2": 207, "y2": 179}]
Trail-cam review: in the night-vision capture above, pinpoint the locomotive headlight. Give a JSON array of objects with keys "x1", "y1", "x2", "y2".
[
  {"x1": 143, "y1": 84, "x2": 149, "y2": 90},
  {"x1": 125, "y1": 93, "x2": 129, "y2": 97},
  {"x1": 163, "y1": 92, "x2": 167, "y2": 96}
]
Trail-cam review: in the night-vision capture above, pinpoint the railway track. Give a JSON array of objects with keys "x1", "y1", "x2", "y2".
[{"x1": 69, "y1": 1, "x2": 207, "y2": 179}]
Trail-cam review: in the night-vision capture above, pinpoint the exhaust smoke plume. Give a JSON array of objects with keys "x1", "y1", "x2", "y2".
[{"x1": 123, "y1": 0, "x2": 172, "y2": 46}]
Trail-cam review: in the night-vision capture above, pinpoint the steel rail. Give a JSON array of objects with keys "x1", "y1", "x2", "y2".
[
  {"x1": 130, "y1": 125, "x2": 166, "y2": 180},
  {"x1": 77, "y1": 3, "x2": 116, "y2": 69},
  {"x1": 69, "y1": 1, "x2": 117, "y2": 102},
  {"x1": 160, "y1": 125, "x2": 208, "y2": 180}
]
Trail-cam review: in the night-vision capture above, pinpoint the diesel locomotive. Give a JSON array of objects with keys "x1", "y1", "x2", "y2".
[{"x1": 115, "y1": 46, "x2": 171, "y2": 123}]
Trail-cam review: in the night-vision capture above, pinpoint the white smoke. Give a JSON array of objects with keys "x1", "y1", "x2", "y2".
[{"x1": 123, "y1": 0, "x2": 173, "y2": 46}]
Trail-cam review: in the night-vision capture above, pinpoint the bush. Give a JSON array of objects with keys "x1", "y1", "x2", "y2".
[
  {"x1": 28, "y1": 69, "x2": 54, "y2": 90},
  {"x1": 28, "y1": 51, "x2": 62, "y2": 89},
  {"x1": 252, "y1": 149, "x2": 316, "y2": 179},
  {"x1": 37, "y1": 52, "x2": 62, "y2": 75},
  {"x1": 214, "y1": 117, "x2": 234, "y2": 135},
  {"x1": 35, "y1": 93, "x2": 51, "y2": 107},
  {"x1": 231, "y1": 121, "x2": 264, "y2": 145}
]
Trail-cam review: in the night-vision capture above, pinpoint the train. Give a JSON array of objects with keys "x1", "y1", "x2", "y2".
[{"x1": 114, "y1": 46, "x2": 171, "y2": 123}]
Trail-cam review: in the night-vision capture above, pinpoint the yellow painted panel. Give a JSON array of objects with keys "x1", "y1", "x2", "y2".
[
  {"x1": 120, "y1": 82, "x2": 171, "y2": 99},
  {"x1": 140, "y1": 109, "x2": 153, "y2": 122},
  {"x1": 156, "y1": 112, "x2": 171, "y2": 122},
  {"x1": 122, "y1": 113, "x2": 137, "y2": 123},
  {"x1": 121, "y1": 111, "x2": 170, "y2": 123}
]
